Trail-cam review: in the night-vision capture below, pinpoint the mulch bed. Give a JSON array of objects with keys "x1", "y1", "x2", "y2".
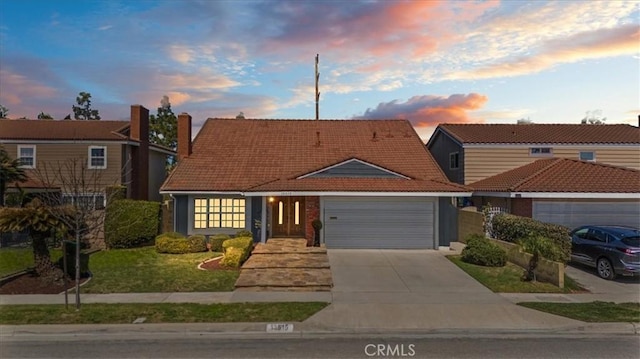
[
  {"x1": 200, "y1": 257, "x2": 238, "y2": 271},
  {"x1": 0, "y1": 272, "x2": 89, "y2": 295}
]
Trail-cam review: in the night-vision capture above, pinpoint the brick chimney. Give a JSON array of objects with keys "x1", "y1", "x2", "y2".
[
  {"x1": 130, "y1": 105, "x2": 149, "y2": 200},
  {"x1": 178, "y1": 112, "x2": 192, "y2": 160}
]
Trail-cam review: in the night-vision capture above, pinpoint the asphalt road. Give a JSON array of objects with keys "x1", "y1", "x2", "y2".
[{"x1": 2, "y1": 335, "x2": 639, "y2": 359}]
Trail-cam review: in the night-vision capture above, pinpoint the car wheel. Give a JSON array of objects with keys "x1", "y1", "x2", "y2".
[{"x1": 596, "y1": 258, "x2": 615, "y2": 280}]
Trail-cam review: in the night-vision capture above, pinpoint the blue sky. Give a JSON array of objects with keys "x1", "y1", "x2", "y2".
[{"x1": 1, "y1": 0, "x2": 638, "y2": 140}]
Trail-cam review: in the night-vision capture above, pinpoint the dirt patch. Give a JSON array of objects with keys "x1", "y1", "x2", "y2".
[{"x1": 0, "y1": 272, "x2": 89, "y2": 295}]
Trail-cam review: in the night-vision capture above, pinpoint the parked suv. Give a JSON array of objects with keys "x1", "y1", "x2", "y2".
[{"x1": 570, "y1": 225, "x2": 640, "y2": 280}]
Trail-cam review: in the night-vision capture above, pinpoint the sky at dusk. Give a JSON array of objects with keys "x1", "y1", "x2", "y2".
[{"x1": 1, "y1": 0, "x2": 638, "y2": 141}]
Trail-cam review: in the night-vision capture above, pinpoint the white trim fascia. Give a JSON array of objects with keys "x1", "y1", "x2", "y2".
[
  {"x1": 474, "y1": 191, "x2": 640, "y2": 199},
  {"x1": 244, "y1": 191, "x2": 472, "y2": 197},
  {"x1": 463, "y1": 143, "x2": 640, "y2": 149},
  {"x1": 1, "y1": 139, "x2": 131, "y2": 145},
  {"x1": 296, "y1": 158, "x2": 411, "y2": 179},
  {"x1": 160, "y1": 190, "x2": 244, "y2": 195}
]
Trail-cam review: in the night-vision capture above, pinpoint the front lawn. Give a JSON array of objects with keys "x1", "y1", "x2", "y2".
[
  {"x1": 519, "y1": 301, "x2": 640, "y2": 322},
  {"x1": 81, "y1": 246, "x2": 239, "y2": 293},
  {"x1": 0, "y1": 247, "x2": 62, "y2": 277},
  {"x1": 0, "y1": 302, "x2": 329, "y2": 324},
  {"x1": 448, "y1": 255, "x2": 584, "y2": 293}
]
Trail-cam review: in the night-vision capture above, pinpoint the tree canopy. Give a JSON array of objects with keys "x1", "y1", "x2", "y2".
[
  {"x1": 149, "y1": 95, "x2": 177, "y2": 172},
  {"x1": 0, "y1": 145, "x2": 27, "y2": 206},
  {"x1": 72, "y1": 92, "x2": 101, "y2": 120}
]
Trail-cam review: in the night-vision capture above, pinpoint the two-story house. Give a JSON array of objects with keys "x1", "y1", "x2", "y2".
[
  {"x1": 426, "y1": 123, "x2": 640, "y2": 228},
  {"x1": 0, "y1": 105, "x2": 174, "y2": 206}
]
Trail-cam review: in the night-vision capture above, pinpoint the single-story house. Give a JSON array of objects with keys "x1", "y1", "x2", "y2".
[
  {"x1": 160, "y1": 114, "x2": 471, "y2": 249},
  {"x1": 470, "y1": 157, "x2": 640, "y2": 229}
]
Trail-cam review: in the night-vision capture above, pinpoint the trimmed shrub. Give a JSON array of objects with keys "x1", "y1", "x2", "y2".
[
  {"x1": 234, "y1": 230, "x2": 253, "y2": 238},
  {"x1": 461, "y1": 235, "x2": 507, "y2": 267},
  {"x1": 105, "y1": 199, "x2": 161, "y2": 249},
  {"x1": 491, "y1": 214, "x2": 571, "y2": 263},
  {"x1": 155, "y1": 233, "x2": 207, "y2": 254},
  {"x1": 209, "y1": 234, "x2": 230, "y2": 252},
  {"x1": 220, "y1": 236, "x2": 253, "y2": 268}
]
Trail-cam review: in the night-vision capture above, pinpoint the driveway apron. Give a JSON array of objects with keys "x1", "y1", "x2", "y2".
[{"x1": 305, "y1": 249, "x2": 583, "y2": 331}]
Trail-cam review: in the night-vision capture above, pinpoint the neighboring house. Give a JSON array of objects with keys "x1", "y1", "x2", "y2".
[
  {"x1": 0, "y1": 105, "x2": 174, "y2": 205},
  {"x1": 470, "y1": 158, "x2": 640, "y2": 229},
  {"x1": 160, "y1": 114, "x2": 471, "y2": 249},
  {"x1": 426, "y1": 124, "x2": 640, "y2": 185}
]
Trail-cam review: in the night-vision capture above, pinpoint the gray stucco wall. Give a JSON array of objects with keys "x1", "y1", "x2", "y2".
[
  {"x1": 438, "y1": 197, "x2": 458, "y2": 246},
  {"x1": 174, "y1": 195, "x2": 188, "y2": 236}
]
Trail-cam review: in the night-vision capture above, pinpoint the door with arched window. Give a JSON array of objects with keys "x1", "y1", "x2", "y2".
[{"x1": 272, "y1": 197, "x2": 305, "y2": 237}]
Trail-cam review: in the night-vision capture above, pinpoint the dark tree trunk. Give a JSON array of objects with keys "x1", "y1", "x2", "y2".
[{"x1": 32, "y1": 232, "x2": 64, "y2": 282}]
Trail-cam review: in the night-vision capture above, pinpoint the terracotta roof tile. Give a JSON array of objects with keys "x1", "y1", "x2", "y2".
[
  {"x1": 162, "y1": 118, "x2": 468, "y2": 193},
  {"x1": 0, "y1": 119, "x2": 129, "y2": 141},
  {"x1": 470, "y1": 158, "x2": 640, "y2": 193},
  {"x1": 438, "y1": 124, "x2": 640, "y2": 144}
]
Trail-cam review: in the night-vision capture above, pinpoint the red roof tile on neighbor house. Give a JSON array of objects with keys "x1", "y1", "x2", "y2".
[
  {"x1": 470, "y1": 158, "x2": 640, "y2": 193},
  {"x1": 438, "y1": 123, "x2": 640, "y2": 144},
  {"x1": 0, "y1": 119, "x2": 129, "y2": 141},
  {"x1": 161, "y1": 118, "x2": 468, "y2": 193}
]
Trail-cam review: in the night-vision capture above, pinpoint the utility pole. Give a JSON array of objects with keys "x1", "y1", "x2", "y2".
[{"x1": 315, "y1": 54, "x2": 320, "y2": 120}]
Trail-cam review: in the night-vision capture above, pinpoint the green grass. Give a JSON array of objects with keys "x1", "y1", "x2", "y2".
[
  {"x1": 448, "y1": 255, "x2": 584, "y2": 293},
  {"x1": 0, "y1": 247, "x2": 62, "y2": 277},
  {"x1": 518, "y1": 302, "x2": 640, "y2": 322},
  {"x1": 0, "y1": 302, "x2": 329, "y2": 324},
  {"x1": 81, "y1": 246, "x2": 239, "y2": 293}
]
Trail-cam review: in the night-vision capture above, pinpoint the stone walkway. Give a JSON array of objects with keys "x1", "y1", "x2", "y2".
[{"x1": 234, "y1": 238, "x2": 333, "y2": 292}]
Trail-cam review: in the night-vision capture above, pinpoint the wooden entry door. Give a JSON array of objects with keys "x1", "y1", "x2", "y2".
[{"x1": 272, "y1": 197, "x2": 305, "y2": 237}]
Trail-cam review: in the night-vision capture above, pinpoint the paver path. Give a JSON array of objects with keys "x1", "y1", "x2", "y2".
[{"x1": 234, "y1": 238, "x2": 333, "y2": 291}]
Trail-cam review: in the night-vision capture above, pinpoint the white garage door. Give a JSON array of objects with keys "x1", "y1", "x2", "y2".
[
  {"x1": 323, "y1": 196, "x2": 435, "y2": 249},
  {"x1": 533, "y1": 200, "x2": 640, "y2": 229}
]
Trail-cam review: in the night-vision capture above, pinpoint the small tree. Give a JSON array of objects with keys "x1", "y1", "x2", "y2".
[
  {"x1": 0, "y1": 145, "x2": 27, "y2": 206},
  {"x1": 72, "y1": 92, "x2": 101, "y2": 120},
  {"x1": 0, "y1": 105, "x2": 8, "y2": 118}
]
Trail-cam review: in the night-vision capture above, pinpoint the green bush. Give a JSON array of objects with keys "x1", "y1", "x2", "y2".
[
  {"x1": 155, "y1": 233, "x2": 207, "y2": 254},
  {"x1": 105, "y1": 199, "x2": 161, "y2": 249},
  {"x1": 234, "y1": 230, "x2": 253, "y2": 238},
  {"x1": 517, "y1": 235, "x2": 567, "y2": 263},
  {"x1": 492, "y1": 214, "x2": 571, "y2": 263},
  {"x1": 461, "y1": 235, "x2": 507, "y2": 267},
  {"x1": 209, "y1": 234, "x2": 230, "y2": 252},
  {"x1": 220, "y1": 236, "x2": 253, "y2": 268}
]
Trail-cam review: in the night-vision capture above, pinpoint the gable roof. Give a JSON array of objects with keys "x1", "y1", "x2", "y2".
[
  {"x1": 469, "y1": 158, "x2": 640, "y2": 194},
  {"x1": 161, "y1": 118, "x2": 469, "y2": 194},
  {"x1": 431, "y1": 123, "x2": 640, "y2": 145},
  {"x1": 0, "y1": 119, "x2": 130, "y2": 141}
]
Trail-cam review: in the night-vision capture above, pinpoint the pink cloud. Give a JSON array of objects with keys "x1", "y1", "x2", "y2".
[{"x1": 356, "y1": 93, "x2": 488, "y2": 127}]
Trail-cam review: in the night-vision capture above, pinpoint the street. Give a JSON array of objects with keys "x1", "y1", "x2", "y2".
[{"x1": 2, "y1": 334, "x2": 639, "y2": 359}]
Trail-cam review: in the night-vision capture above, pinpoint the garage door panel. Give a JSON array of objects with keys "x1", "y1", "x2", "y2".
[
  {"x1": 533, "y1": 201, "x2": 640, "y2": 229},
  {"x1": 323, "y1": 197, "x2": 434, "y2": 249}
]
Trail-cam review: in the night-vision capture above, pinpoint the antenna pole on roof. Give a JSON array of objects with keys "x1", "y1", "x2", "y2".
[{"x1": 315, "y1": 54, "x2": 320, "y2": 120}]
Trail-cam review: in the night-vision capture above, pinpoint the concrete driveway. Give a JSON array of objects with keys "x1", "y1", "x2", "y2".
[
  {"x1": 566, "y1": 263, "x2": 640, "y2": 296},
  {"x1": 305, "y1": 249, "x2": 583, "y2": 331}
]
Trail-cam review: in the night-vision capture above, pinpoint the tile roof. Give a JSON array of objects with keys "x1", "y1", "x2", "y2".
[
  {"x1": 469, "y1": 158, "x2": 640, "y2": 193},
  {"x1": 0, "y1": 119, "x2": 129, "y2": 141},
  {"x1": 161, "y1": 118, "x2": 469, "y2": 193},
  {"x1": 436, "y1": 123, "x2": 640, "y2": 144}
]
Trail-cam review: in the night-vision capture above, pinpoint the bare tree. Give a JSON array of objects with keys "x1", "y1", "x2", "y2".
[{"x1": 33, "y1": 158, "x2": 125, "y2": 309}]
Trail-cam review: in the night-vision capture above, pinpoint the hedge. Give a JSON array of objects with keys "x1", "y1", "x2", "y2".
[
  {"x1": 105, "y1": 199, "x2": 160, "y2": 249},
  {"x1": 209, "y1": 234, "x2": 230, "y2": 252},
  {"x1": 491, "y1": 213, "x2": 571, "y2": 263},
  {"x1": 155, "y1": 233, "x2": 207, "y2": 254},
  {"x1": 461, "y1": 234, "x2": 507, "y2": 267},
  {"x1": 220, "y1": 236, "x2": 253, "y2": 268},
  {"x1": 234, "y1": 230, "x2": 253, "y2": 238}
]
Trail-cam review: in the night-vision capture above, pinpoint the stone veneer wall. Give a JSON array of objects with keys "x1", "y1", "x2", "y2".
[{"x1": 305, "y1": 196, "x2": 320, "y2": 246}]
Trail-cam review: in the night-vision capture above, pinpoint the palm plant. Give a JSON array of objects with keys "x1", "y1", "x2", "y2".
[{"x1": 0, "y1": 145, "x2": 27, "y2": 206}]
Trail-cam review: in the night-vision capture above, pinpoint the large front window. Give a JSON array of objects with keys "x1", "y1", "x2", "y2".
[{"x1": 194, "y1": 198, "x2": 245, "y2": 229}]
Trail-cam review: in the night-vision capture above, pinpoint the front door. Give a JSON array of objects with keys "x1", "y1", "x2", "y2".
[{"x1": 272, "y1": 196, "x2": 305, "y2": 237}]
